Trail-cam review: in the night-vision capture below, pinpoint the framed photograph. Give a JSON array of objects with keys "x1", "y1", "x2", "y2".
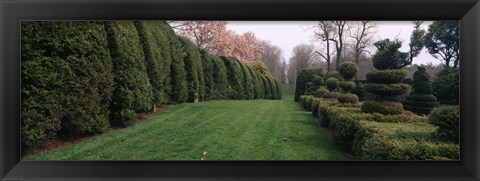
[{"x1": 1, "y1": 0, "x2": 479, "y2": 180}]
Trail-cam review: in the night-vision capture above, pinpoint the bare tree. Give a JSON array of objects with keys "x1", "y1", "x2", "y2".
[
  {"x1": 331, "y1": 21, "x2": 348, "y2": 70},
  {"x1": 314, "y1": 21, "x2": 335, "y2": 72},
  {"x1": 260, "y1": 41, "x2": 284, "y2": 80},
  {"x1": 349, "y1": 21, "x2": 375, "y2": 65},
  {"x1": 287, "y1": 44, "x2": 319, "y2": 84}
]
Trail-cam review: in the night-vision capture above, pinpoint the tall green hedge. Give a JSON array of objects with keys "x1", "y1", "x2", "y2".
[
  {"x1": 200, "y1": 50, "x2": 215, "y2": 101},
  {"x1": 178, "y1": 36, "x2": 204, "y2": 102},
  {"x1": 105, "y1": 21, "x2": 153, "y2": 126},
  {"x1": 163, "y1": 23, "x2": 188, "y2": 103},
  {"x1": 275, "y1": 79, "x2": 282, "y2": 99},
  {"x1": 248, "y1": 67, "x2": 262, "y2": 99},
  {"x1": 266, "y1": 76, "x2": 277, "y2": 99},
  {"x1": 221, "y1": 56, "x2": 245, "y2": 99},
  {"x1": 134, "y1": 21, "x2": 172, "y2": 105},
  {"x1": 260, "y1": 75, "x2": 272, "y2": 99},
  {"x1": 21, "y1": 21, "x2": 114, "y2": 151},
  {"x1": 239, "y1": 62, "x2": 255, "y2": 99},
  {"x1": 294, "y1": 68, "x2": 324, "y2": 102},
  {"x1": 211, "y1": 56, "x2": 229, "y2": 99}
]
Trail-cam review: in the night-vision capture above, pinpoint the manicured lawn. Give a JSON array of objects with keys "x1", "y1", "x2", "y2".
[{"x1": 26, "y1": 84, "x2": 341, "y2": 160}]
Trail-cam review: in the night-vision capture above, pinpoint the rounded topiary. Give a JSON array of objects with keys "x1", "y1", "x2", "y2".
[
  {"x1": 339, "y1": 61, "x2": 359, "y2": 80},
  {"x1": 314, "y1": 87, "x2": 329, "y2": 98},
  {"x1": 325, "y1": 71, "x2": 343, "y2": 81},
  {"x1": 366, "y1": 70, "x2": 407, "y2": 84},
  {"x1": 352, "y1": 82, "x2": 366, "y2": 101},
  {"x1": 339, "y1": 81, "x2": 356, "y2": 93},
  {"x1": 326, "y1": 78, "x2": 339, "y2": 91},
  {"x1": 323, "y1": 92, "x2": 341, "y2": 99},
  {"x1": 428, "y1": 106, "x2": 459, "y2": 143},
  {"x1": 312, "y1": 75, "x2": 324, "y2": 86},
  {"x1": 361, "y1": 100, "x2": 404, "y2": 115},
  {"x1": 294, "y1": 68, "x2": 324, "y2": 102},
  {"x1": 338, "y1": 93, "x2": 359, "y2": 104}
]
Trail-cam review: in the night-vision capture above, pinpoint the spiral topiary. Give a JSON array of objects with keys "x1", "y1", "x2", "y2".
[{"x1": 403, "y1": 67, "x2": 439, "y2": 115}]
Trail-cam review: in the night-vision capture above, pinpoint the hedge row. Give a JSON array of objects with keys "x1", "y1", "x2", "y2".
[
  {"x1": 298, "y1": 96, "x2": 459, "y2": 160},
  {"x1": 21, "y1": 21, "x2": 281, "y2": 152}
]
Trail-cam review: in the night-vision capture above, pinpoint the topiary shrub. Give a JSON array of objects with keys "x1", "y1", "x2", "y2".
[
  {"x1": 323, "y1": 92, "x2": 341, "y2": 99},
  {"x1": 364, "y1": 83, "x2": 410, "y2": 98},
  {"x1": 178, "y1": 36, "x2": 204, "y2": 102},
  {"x1": 352, "y1": 82, "x2": 366, "y2": 101},
  {"x1": 403, "y1": 67, "x2": 439, "y2": 115},
  {"x1": 222, "y1": 56, "x2": 245, "y2": 99},
  {"x1": 338, "y1": 93, "x2": 360, "y2": 104},
  {"x1": 314, "y1": 87, "x2": 329, "y2": 98},
  {"x1": 248, "y1": 67, "x2": 262, "y2": 99},
  {"x1": 260, "y1": 75, "x2": 272, "y2": 99},
  {"x1": 266, "y1": 76, "x2": 277, "y2": 99},
  {"x1": 339, "y1": 61, "x2": 359, "y2": 80},
  {"x1": 105, "y1": 21, "x2": 153, "y2": 126},
  {"x1": 361, "y1": 100, "x2": 404, "y2": 115},
  {"x1": 325, "y1": 71, "x2": 343, "y2": 81},
  {"x1": 134, "y1": 21, "x2": 172, "y2": 105},
  {"x1": 326, "y1": 78, "x2": 340, "y2": 91},
  {"x1": 238, "y1": 62, "x2": 255, "y2": 100},
  {"x1": 339, "y1": 81, "x2": 356, "y2": 93},
  {"x1": 428, "y1": 106, "x2": 459, "y2": 143},
  {"x1": 21, "y1": 21, "x2": 114, "y2": 151},
  {"x1": 164, "y1": 22, "x2": 188, "y2": 103},
  {"x1": 312, "y1": 75, "x2": 324, "y2": 86},
  {"x1": 366, "y1": 70, "x2": 408, "y2": 84},
  {"x1": 294, "y1": 68, "x2": 324, "y2": 101}
]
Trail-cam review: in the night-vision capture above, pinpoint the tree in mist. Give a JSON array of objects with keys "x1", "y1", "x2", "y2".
[
  {"x1": 424, "y1": 20, "x2": 459, "y2": 68},
  {"x1": 287, "y1": 44, "x2": 319, "y2": 84},
  {"x1": 349, "y1": 21, "x2": 375, "y2": 65},
  {"x1": 260, "y1": 41, "x2": 284, "y2": 80},
  {"x1": 407, "y1": 21, "x2": 426, "y2": 66}
]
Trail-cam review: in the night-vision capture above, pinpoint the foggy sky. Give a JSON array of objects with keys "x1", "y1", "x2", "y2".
[{"x1": 227, "y1": 21, "x2": 441, "y2": 65}]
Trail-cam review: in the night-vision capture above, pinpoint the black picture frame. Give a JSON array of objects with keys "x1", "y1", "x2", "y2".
[{"x1": 1, "y1": 0, "x2": 479, "y2": 180}]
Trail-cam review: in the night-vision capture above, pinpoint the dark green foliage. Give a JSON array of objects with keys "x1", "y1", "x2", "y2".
[
  {"x1": 372, "y1": 39, "x2": 409, "y2": 70},
  {"x1": 361, "y1": 101, "x2": 404, "y2": 115},
  {"x1": 222, "y1": 56, "x2": 245, "y2": 99},
  {"x1": 105, "y1": 21, "x2": 153, "y2": 126},
  {"x1": 364, "y1": 83, "x2": 410, "y2": 97},
  {"x1": 211, "y1": 56, "x2": 229, "y2": 99},
  {"x1": 428, "y1": 106, "x2": 459, "y2": 143},
  {"x1": 200, "y1": 50, "x2": 215, "y2": 101},
  {"x1": 163, "y1": 23, "x2": 188, "y2": 103},
  {"x1": 404, "y1": 67, "x2": 438, "y2": 115},
  {"x1": 250, "y1": 70, "x2": 264, "y2": 99},
  {"x1": 339, "y1": 81, "x2": 356, "y2": 93},
  {"x1": 338, "y1": 94, "x2": 359, "y2": 104},
  {"x1": 314, "y1": 87, "x2": 329, "y2": 98},
  {"x1": 294, "y1": 68, "x2": 324, "y2": 102},
  {"x1": 325, "y1": 78, "x2": 339, "y2": 91},
  {"x1": 424, "y1": 21, "x2": 459, "y2": 68},
  {"x1": 134, "y1": 21, "x2": 173, "y2": 105},
  {"x1": 21, "y1": 21, "x2": 114, "y2": 150},
  {"x1": 178, "y1": 36, "x2": 205, "y2": 102},
  {"x1": 323, "y1": 92, "x2": 341, "y2": 99},
  {"x1": 339, "y1": 61, "x2": 359, "y2": 80},
  {"x1": 432, "y1": 68, "x2": 459, "y2": 102},
  {"x1": 366, "y1": 70, "x2": 407, "y2": 84},
  {"x1": 412, "y1": 67, "x2": 433, "y2": 94},
  {"x1": 275, "y1": 79, "x2": 282, "y2": 99},
  {"x1": 402, "y1": 78, "x2": 413, "y2": 85},
  {"x1": 325, "y1": 71, "x2": 343, "y2": 81},
  {"x1": 239, "y1": 62, "x2": 255, "y2": 99},
  {"x1": 352, "y1": 82, "x2": 366, "y2": 101},
  {"x1": 312, "y1": 75, "x2": 324, "y2": 86},
  {"x1": 266, "y1": 76, "x2": 277, "y2": 99},
  {"x1": 260, "y1": 75, "x2": 272, "y2": 99},
  {"x1": 406, "y1": 94, "x2": 438, "y2": 102}
]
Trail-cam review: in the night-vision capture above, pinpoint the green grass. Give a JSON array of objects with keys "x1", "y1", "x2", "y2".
[{"x1": 26, "y1": 84, "x2": 341, "y2": 160}]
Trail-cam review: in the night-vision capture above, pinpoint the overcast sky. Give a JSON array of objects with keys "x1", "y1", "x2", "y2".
[{"x1": 227, "y1": 21, "x2": 441, "y2": 65}]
